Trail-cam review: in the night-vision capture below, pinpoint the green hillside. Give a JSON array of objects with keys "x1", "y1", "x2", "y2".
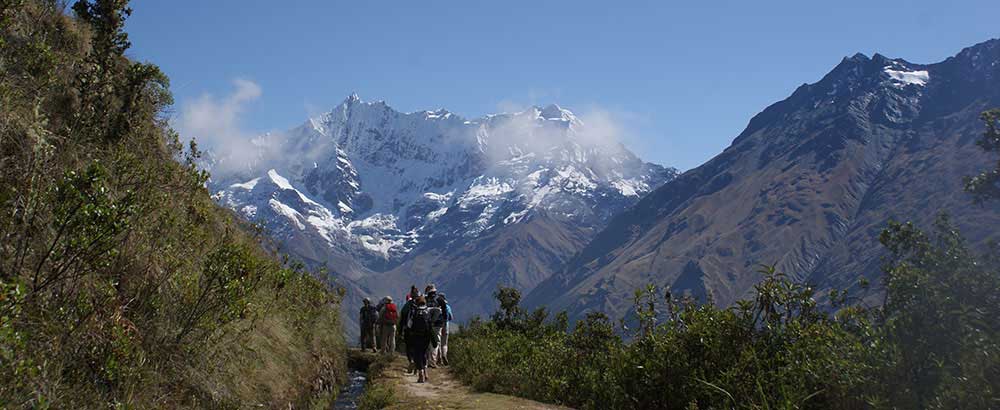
[{"x1": 0, "y1": 1, "x2": 346, "y2": 408}]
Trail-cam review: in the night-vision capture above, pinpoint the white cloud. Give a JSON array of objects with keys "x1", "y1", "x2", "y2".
[
  {"x1": 175, "y1": 78, "x2": 263, "y2": 175},
  {"x1": 483, "y1": 103, "x2": 626, "y2": 161},
  {"x1": 574, "y1": 107, "x2": 625, "y2": 148}
]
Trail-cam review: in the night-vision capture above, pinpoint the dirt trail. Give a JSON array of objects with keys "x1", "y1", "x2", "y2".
[{"x1": 375, "y1": 353, "x2": 570, "y2": 410}]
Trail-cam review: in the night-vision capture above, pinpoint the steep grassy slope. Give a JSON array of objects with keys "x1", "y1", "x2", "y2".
[{"x1": 0, "y1": 1, "x2": 346, "y2": 408}]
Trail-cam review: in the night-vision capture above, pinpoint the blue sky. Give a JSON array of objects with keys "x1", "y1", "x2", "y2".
[{"x1": 127, "y1": 0, "x2": 999, "y2": 170}]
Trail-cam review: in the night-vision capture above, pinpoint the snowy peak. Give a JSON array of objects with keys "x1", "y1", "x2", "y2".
[
  {"x1": 208, "y1": 95, "x2": 677, "y2": 276},
  {"x1": 537, "y1": 104, "x2": 577, "y2": 122},
  {"x1": 736, "y1": 48, "x2": 945, "y2": 147},
  {"x1": 821, "y1": 39, "x2": 1000, "y2": 95},
  {"x1": 815, "y1": 40, "x2": 1000, "y2": 101},
  {"x1": 823, "y1": 51, "x2": 929, "y2": 90}
]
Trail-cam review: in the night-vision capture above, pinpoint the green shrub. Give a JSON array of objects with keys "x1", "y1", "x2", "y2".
[
  {"x1": 452, "y1": 270, "x2": 871, "y2": 409},
  {"x1": 875, "y1": 216, "x2": 1000, "y2": 409},
  {"x1": 358, "y1": 382, "x2": 396, "y2": 410}
]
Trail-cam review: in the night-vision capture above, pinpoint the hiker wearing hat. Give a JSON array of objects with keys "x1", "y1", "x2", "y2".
[
  {"x1": 424, "y1": 284, "x2": 444, "y2": 367},
  {"x1": 377, "y1": 296, "x2": 398, "y2": 354},
  {"x1": 359, "y1": 298, "x2": 378, "y2": 352}
]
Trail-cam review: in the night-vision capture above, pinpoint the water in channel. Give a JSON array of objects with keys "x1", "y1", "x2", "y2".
[{"x1": 331, "y1": 369, "x2": 367, "y2": 410}]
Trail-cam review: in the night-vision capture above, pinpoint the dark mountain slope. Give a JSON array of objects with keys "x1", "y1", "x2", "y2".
[{"x1": 528, "y1": 39, "x2": 1000, "y2": 320}]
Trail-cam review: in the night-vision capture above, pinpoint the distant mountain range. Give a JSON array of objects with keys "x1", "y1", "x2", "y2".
[
  {"x1": 526, "y1": 39, "x2": 1000, "y2": 321},
  {"x1": 206, "y1": 97, "x2": 676, "y2": 333},
  {"x1": 208, "y1": 39, "x2": 1000, "y2": 333}
]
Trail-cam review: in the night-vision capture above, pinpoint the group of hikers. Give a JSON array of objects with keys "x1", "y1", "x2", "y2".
[{"x1": 359, "y1": 284, "x2": 454, "y2": 383}]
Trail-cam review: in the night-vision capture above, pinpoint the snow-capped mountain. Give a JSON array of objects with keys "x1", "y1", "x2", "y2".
[{"x1": 208, "y1": 95, "x2": 676, "y2": 323}]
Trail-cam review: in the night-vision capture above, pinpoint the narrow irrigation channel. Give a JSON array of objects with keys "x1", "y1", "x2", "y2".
[
  {"x1": 331, "y1": 369, "x2": 367, "y2": 409},
  {"x1": 332, "y1": 350, "x2": 377, "y2": 410}
]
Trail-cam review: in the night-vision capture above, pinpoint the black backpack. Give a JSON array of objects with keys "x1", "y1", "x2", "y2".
[{"x1": 407, "y1": 307, "x2": 431, "y2": 337}]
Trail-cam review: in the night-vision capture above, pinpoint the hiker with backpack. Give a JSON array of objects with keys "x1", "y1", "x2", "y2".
[
  {"x1": 436, "y1": 293, "x2": 453, "y2": 365},
  {"x1": 359, "y1": 298, "x2": 378, "y2": 352},
  {"x1": 424, "y1": 284, "x2": 444, "y2": 368},
  {"x1": 399, "y1": 286, "x2": 419, "y2": 370},
  {"x1": 377, "y1": 296, "x2": 398, "y2": 354},
  {"x1": 404, "y1": 295, "x2": 436, "y2": 383}
]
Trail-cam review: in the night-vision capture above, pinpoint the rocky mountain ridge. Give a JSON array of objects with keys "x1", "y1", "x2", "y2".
[{"x1": 526, "y1": 39, "x2": 1000, "y2": 321}]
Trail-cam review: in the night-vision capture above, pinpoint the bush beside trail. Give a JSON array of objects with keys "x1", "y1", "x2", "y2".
[{"x1": 0, "y1": 1, "x2": 346, "y2": 408}]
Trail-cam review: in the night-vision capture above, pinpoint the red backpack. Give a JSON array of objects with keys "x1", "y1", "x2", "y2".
[{"x1": 381, "y1": 303, "x2": 398, "y2": 324}]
